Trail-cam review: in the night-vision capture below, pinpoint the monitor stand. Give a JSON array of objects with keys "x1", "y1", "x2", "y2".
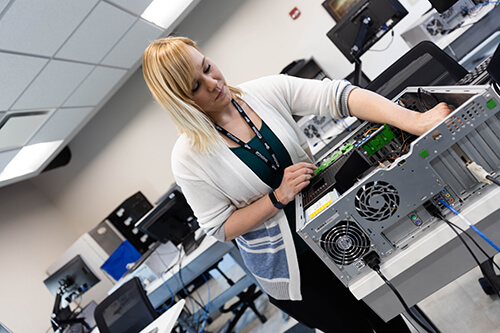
[
  {"x1": 182, "y1": 231, "x2": 206, "y2": 256},
  {"x1": 351, "y1": 16, "x2": 372, "y2": 86}
]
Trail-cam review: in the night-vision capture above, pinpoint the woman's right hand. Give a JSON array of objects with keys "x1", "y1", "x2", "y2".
[{"x1": 275, "y1": 162, "x2": 316, "y2": 205}]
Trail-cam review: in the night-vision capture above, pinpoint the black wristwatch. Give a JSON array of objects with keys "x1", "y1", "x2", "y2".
[{"x1": 269, "y1": 190, "x2": 286, "y2": 209}]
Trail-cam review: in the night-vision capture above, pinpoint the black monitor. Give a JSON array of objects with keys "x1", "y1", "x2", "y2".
[
  {"x1": 326, "y1": 0, "x2": 408, "y2": 64},
  {"x1": 44, "y1": 255, "x2": 100, "y2": 309},
  {"x1": 44, "y1": 255, "x2": 100, "y2": 331},
  {"x1": 135, "y1": 187, "x2": 200, "y2": 253},
  {"x1": 322, "y1": 0, "x2": 363, "y2": 22},
  {"x1": 427, "y1": 0, "x2": 459, "y2": 13}
]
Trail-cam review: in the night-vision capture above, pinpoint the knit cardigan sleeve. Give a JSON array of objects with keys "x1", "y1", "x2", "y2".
[{"x1": 239, "y1": 74, "x2": 356, "y2": 120}]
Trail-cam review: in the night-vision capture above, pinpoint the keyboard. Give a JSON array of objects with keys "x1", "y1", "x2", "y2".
[{"x1": 456, "y1": 55, "x2": 492, "y2": 85}]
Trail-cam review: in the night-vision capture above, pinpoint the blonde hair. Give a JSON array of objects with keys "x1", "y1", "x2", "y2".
[{"x1": 142, "y1": 36, "x2": 242, "y2": 153}]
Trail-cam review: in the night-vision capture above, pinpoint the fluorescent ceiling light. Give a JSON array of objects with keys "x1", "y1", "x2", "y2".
[
  {"x1": 141, "y1": 0, "x2": 192, "y2": 29},
  {"x1": 0, "y1": 140, "x2": 63, "y2": 182}
]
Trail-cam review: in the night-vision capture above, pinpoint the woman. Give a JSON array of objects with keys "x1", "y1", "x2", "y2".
[{"x1": 142, "y1": 36, "x2": 451, "y2": 332}]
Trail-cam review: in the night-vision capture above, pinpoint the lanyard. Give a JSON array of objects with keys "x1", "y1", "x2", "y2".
[{"x1": 215, "y1": 100, "x2": 281, "y2": 171}]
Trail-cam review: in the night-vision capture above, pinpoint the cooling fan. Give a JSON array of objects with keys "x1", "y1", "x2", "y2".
[
  {"x1": 355, "y1": 181, "x2": 400, "y2": 222},
  {"x1": 426, "y1": 18, "x2": 444, "y2": 36},
  {"x1": 303, "y1": 124, "x2": 319, "y2": 138},
  {"x1": 320, "y1": 220, "x2": 371, "y2": 266},
  {"x1": 313, "y1": 116, "x2": 327, "y2": 125}
]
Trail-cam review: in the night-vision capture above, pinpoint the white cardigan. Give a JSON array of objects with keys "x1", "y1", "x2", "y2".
[{"x1": 171, "y1": 74, "x2": 354, "y2": 300}]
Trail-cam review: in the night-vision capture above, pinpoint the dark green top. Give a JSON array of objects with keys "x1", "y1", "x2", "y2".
[{"x1": 231, "y1": 121, "x2": 309, "y2": 255}]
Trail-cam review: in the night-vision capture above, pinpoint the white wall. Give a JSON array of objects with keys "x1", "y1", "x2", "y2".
[
  {"x1": 174, "y1": 0, "x2": 432, "y2": 82},
  {"x1": 31, "y1": 69, "x2": 179, "y2": 235},
  {"x1": 0, "y1": 0, "x2": 434, "y2": 331},
  {"x1": 0, "y1": 182, "x2": 79, "y2": 333}
]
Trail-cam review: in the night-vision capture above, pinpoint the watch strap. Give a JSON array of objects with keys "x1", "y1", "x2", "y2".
[{"x1": 269, "y1": 190, "x2": 286, "y2": 209}]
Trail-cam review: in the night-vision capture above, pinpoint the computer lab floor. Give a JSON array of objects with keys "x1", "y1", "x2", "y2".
[{"x1": 201, "y1": 255, "x2": 500, "y2": 333}]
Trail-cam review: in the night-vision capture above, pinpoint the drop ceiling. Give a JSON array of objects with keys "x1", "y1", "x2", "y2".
[{"x1": 0, "y1": 0, "x2": 198, "y2": 188}]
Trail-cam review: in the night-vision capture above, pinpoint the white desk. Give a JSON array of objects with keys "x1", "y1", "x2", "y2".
[
  {"x1": 140, "y1": 300, "x2": 185, "y2": 333},
  {"x1": 110, "y1": 235, "x2": 255, "y2": 333},
  {"x1": 350, "y1": 186, "x2": 500, "y2": 322}
]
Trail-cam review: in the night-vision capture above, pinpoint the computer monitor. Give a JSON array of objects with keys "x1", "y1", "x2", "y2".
[
  {"x1": 427, "y1": 0, "x2": 459, "y2": 13},
  {"x1": 44, "y1": 255, "x2": 100, "y2": 309},
  {"x1": 135, "y1": 187, "x2": 200, "y2": 253},
  {"x1": 322, "y1": 0, "x2": 363, "y2": 22},
  {"x1": 326, "y1": 0, "x2": 408, "y2": 63}
]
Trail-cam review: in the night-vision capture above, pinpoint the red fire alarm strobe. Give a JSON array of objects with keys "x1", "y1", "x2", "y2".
[{"x1": 289, "y1": 7, "x2": 301, "y2": 20}]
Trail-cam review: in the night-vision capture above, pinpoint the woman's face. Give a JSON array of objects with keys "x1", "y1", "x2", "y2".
[{"x1": 188, "y1": 46, "x2": 232, "y2": 115}]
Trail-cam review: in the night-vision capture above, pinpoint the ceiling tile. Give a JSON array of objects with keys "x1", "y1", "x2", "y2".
[
  {"x1": 12, "y1": 60, "x2": 94, "y2": 110},
  {"x1": 0, "y1": 0, "x2": 99, "y2": 57},
  {"x1": 0, "y1": 149, "x2": 20, "y2": 172},
  {"x1": 55, "y1": 2, "x2": 136, "y2": 64},
  {"x1": 106, "y1": 0, "x2": 153, "y2": 16},
  {"x1": 0, "y1": 0, "x2": 10, "y2": 14},
  {"x1": 101, "y1": 19, "x2": 164, "y2": 69},
  {"x1": 27, "y1": 107, "x2": 94, "y2": 145},
  {"x1": 0, "y1": 52, "x2": 48, "y2": 111},
  {"x1": 64, "y1": 67, "x2": 127, "y2": 107},
  {"x1": 0, "y1": 112, "x2": 50, "y2": 150}
]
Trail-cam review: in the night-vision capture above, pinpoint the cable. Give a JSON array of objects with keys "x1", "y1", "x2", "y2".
[
  {"x1": 368, "y1": 30, "x2": 395, "y2": 52},
  {"x1": 439, "y1": 214, "x2": 482, "y2": 266},
  {"x1": 438, "y1": 199, "x2": 500, "y2": 253},
  {"x1": 437, "y1": 214, "x2": 500, "y2": 271},
  {"x1": 177, "y1": 249, "x2": 212, "y2": 332},
  {"x1": 197, "y1": 273, "x2": 211, "y2": 333},
  {"x1": 363, "y1": 252, "x2": 436, "y2": 333},
  {"x1": 156, "y1": 271, "x2": 176, "y2": 312},
  {"x1": 486, "y1": 175, "x2": 500, "y2": 187},
  {"x1": 462, "y1": 1, "x2": 500, "y2": 16}
]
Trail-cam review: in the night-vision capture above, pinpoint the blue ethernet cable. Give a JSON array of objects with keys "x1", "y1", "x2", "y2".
[
  {"x1": 155, "y1": 271, "x2": 176, "y2": 312},
  {"x1": 438, "y1": 199, "x2": 500, "y2": 253},
  {"x1": 197, "y1": 273, "x2": 211, "y2": 333}
]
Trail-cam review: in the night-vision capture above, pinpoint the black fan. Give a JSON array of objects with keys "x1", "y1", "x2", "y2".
[
  {"x1": 426, "y1": 18, "x2": 444, "y2": 36},
  {"x1": 320, "y1": 221, "x2": 371, "y2": 266},
  {"x1": 313, "y1": 116, "x2": 327, "y2": 125},
  {"x1": 355, "y1": 181, "x2": 400, "y2": 222},
  {"x1": 303, "y1": 124, "x2": 319, "y2": 138}
]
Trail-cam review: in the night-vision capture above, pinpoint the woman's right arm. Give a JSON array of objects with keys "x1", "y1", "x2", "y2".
[{"x1": 223, "y1": 162, "x2": 316, "y2": 241}]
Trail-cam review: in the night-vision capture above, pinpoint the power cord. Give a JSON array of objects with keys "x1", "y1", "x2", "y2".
[{"x1": 362, "y1": 252, "x2": 436, "y2": 333}]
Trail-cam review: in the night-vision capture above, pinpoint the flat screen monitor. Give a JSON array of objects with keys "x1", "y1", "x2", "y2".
[
  {"x1": 135, "y1": 188, "x2": 199, "y2": 251},
  {"x1": 43, "y1": 255, "x2": 100, "y2": 309},
  {"x1": 322, "y1": 0, "x2": 363, "y2": 22},
  {"x1": 427, "y1": 0, "x2": 459, "y2": 13},
  {"x1": 326, "y1": 0, "x2": 408, "y2": 63}
]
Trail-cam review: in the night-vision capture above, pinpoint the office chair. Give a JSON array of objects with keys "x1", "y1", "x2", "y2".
[
  {"x1": 94, "y1": 277, "x2": 158, "y2": 333},
  {"x1": 365, "y1": 40, "x2": 468, "y2": 100}
]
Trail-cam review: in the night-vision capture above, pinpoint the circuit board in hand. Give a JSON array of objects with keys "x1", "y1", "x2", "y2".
[{"x1": 302, "y1": 149, "x2": 371, "y2": 210}]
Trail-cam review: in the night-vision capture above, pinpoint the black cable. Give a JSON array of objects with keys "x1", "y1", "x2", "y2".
[
  {"x1": 437, "y1": 214, "x2": 500, "y2": 271},
  {"x1": 486, "y1": 175, "x2": 500, "y2": 187},
  {"x1": 363, "y1": 252, "x2": 436, "y2": 332},
  {"x1": 176, "y1": 249, "x2": 210, "y2": 332},
  {"x1": 375, "y1": 268, "x2": 435, "y2": 333}
]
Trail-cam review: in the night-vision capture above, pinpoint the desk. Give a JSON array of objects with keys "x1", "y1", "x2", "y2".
[
  {"x1": 351, "y1": 182, "x2": 500, "y2": 323},
  {"x1": 139, "y1": 300, "x2": 185, "y2": 333},
  {"x1": 110, "y1": 235, "x2": 257, "y2": 332}
]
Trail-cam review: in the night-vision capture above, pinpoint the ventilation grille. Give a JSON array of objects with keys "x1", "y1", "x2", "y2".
[
  {"x1": 446, "y1": 102, "x2": 487, "y2": 135},
  {"x1": 320, "y1": 220, "x2": 370, "y2": 266},
  {"x1": 355, "y1": 181, "x2": 400, "y2": 222}
]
